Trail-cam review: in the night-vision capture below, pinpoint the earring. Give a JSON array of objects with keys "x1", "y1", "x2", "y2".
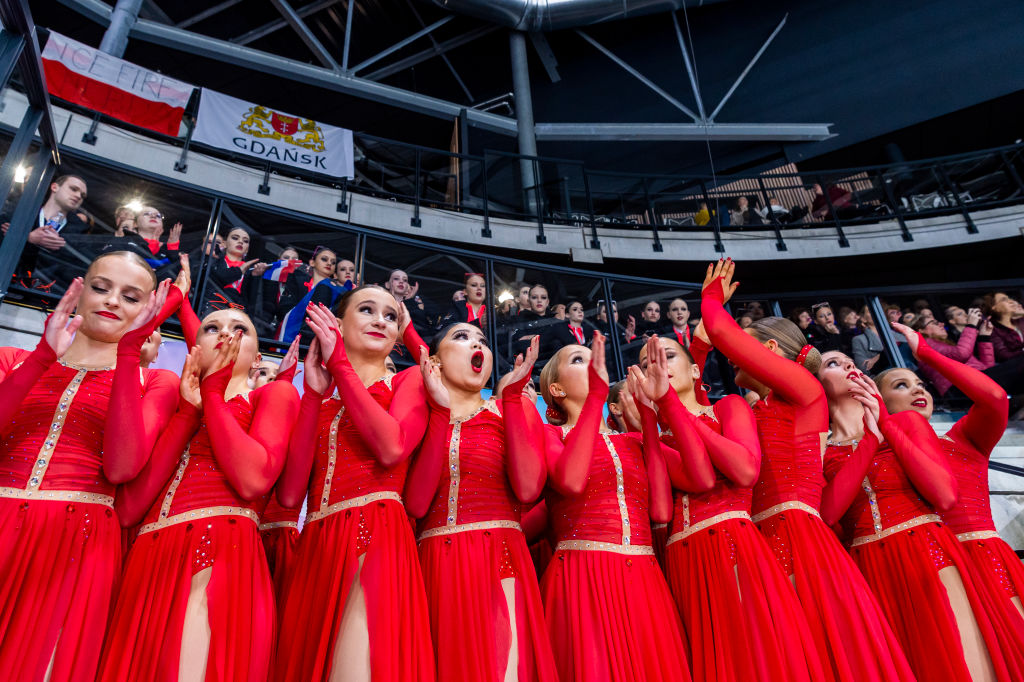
[{"x1": 558, "y1": 390, "x2": 566, "y2": 397}]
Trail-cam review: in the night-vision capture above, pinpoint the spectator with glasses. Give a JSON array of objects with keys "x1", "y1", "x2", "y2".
[
  {"x1": 912, "y1": 313, "x2": 994, "y2": 396},
  {"x1": 104, "y1": 205, "x2": 184, "y2": 282}
]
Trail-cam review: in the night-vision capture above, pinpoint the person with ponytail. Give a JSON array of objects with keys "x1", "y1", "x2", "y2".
[
  {"x1": 273, "y1": 290, "x2": 435, "y2": 682},
  {"x1": 700, "y1": 258, "x2": 918, "y2": 682},
  {"x1": 0, "y1": 251, "x2": 181, "y2": 682},
  {"x1": 538, "y1": 333, "x2": 691, "y2": 682},
  {"x1": 631, "y1": 334, "x2": 826, "y2": 682}
]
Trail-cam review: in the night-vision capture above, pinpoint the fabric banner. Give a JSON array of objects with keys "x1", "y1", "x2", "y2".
[
  {"x1": 41, "y1": 31, "x2": 192, "y2": 136},
  {"x1": 193, "y1": 89, "x2": 354, "y2": 178}
]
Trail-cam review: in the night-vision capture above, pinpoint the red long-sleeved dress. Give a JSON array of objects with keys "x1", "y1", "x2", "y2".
[
  {"x1": 259, "y1": 492, "x2": 302, "y2": 604},
  {"x1": 97, "y1": 368, "x2": 299, "y2": 682},
  {"x1": 272, "y1": 339, "x2": 434, "y2": 682},
  {"x1": 825, "y1": 408, "x2": 1024, "y2": 681},
  {"x1": 540, "y1": 366, "x2": 691, "y2": 682},
  {"x1": 409, "y1": 397, "x2": 558, "y2": 682},
  {"x1": 701, "y1": 285, "x2": 916, "y2": 681},
  {"x1": 0, "y1": 332, "x2": 179, "y2": 681},
  {"x1": 653, "y1": 391, "x2": 826, "y2": 682}
]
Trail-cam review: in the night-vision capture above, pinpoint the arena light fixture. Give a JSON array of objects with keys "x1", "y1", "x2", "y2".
[
  {"x1": 125, "y1": 199, "x2": 144, "y2": 212},
  {"x1": 497, "y1": 290, "x2": 514, "y2": 304},
  {"x1": 13, "y1": 165, "x2": 27, "y2": 183}
]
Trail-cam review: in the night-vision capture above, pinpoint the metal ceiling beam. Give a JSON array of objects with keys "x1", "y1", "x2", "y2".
[
  {"x1": 403, "y1": 0, "x2": 472, "y2": 103},
  {"x1": 575, "y1": 29, "x2": 700, "y2": 123},
  {"x1": 363, "y1": 24, "x2": 498, "y2": 81},
  {"x1": 534, "y1": 122, "x2": 834, "y2": 141},
  {"x1": 670, "y1": 11, "x2": 704, "y2": 121},
  {"x1": 269, "y1": 0, "x2": 340, "y2": 70},
  {"x1": 230, "y1": 0, "x2": 340, "y2": 45},
  {"x1": 57, "y1": 0, "x2": 519, "y2": 134},
  {"x1": 709, "y1": 14, "x2": 787, "y2": 121},
  {"x1": 176, "y1": 0, "x2": 243, "y2": 29},
  {"x1": 340, "y1": 0, "x2": 354, "y2": 70},
  {"x1": 528, "y1": 31, "x2": 560, "y2": 83},
  {"x1": 349, "y1": 15, "x2": 452, "y2": 74},
  {"x1": 139, "y1": 0, "x2": 171, "y2": 24}
]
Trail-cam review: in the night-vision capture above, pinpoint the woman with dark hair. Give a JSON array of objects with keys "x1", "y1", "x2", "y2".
[
  {"x1": 700, "y1": 259, "x2": 916, "y2": 681},
  {"x1": 276, "y1": 246, "x2": 349, "y2": 343},
  {"x1": 403, "y1": 330, "x2": 558, "y2": 682},
  {"x1": 442, "y1": 273, "x2": 488, "y2": 328},
  {"x1": 544, "y1": 300, "x2": 597, "y2": 353},
  {"x1": 820, "y1": 348, "x2": 1024, "y2": 681},
  {"x1": 806, "y1": 302, "x2": 845, "y2": 353},
  {"x1": 911, "y1": 312, "x2": 994, "y2": 396},
  {"x1": 982, "y1": 292, "x2": 1024, "y2": 361},
  {"x1": 633, "y1": 335, "x2": 826, "y2": 682},
  {"x1": 537, "y1": 334, "x2": 691, "y2": 682},
  {"x1": 98, "y1": 309, "x2": 300, "y2": 682},
  {"x1": 0, "y1": 251, "x2": 180, "y2": 682},
  {"x1": 206, "y1": 226, "x2": 265, "y2": 313},
  {"x1": 273, "y1": 290, "x2": 434, "y2": 682}
]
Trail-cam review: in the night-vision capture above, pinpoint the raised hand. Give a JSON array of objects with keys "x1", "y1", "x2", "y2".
[
  {"x1": 641, "y1": 335, "x2": 672, "y2": 401},
  {"x1": 966, "y1": 308, "x2": 983, "y2": 327},
  {"x1": 203, "y1": 329, "x2": 242, "y2": 380},
  {"x1": 397, "y1": 302, "x2": 411, "y2": 337},
  {"x1": 590, "y1": 331, "x2": 609, "y2": 386},
  {"x1": 168, "y1": 222, "x2": 183, "y2": 244},
  {"x1": 306, "y1": 303, "x2": 342, "y2": 359},
  {"x1": 241, "y1": 258, "x2": 261, "y2": 274},
  {"x1": 453, "y1": 290, "x2": 466, "y2": 302},
  {"x1": 279, "y1": 336, "x2": 300, "y2": 375},
  {"x1": 702, "y1": 258, "x2": 740, "y2": 304},
  {"x1": 174, "y1": 253, "x2": 191, "y2": 297},
  {"x1": 849, "y1": 373, "x2": 883, "y2": 431},
  {"x1": 979, "y1": 317, "x2": 994, "y2": 336},
  {"x1": 890, "y1": 321, "x2": 920, "y2": 355},
  {"x1": 420, "y1": 349, "x2": 450, "y2": 409},
  {"x1": 303, "y1": 337, "x2": 331, "y2": 395},
  {"x1": 624, "y1": 315, "x2": 636, "y2": 340},
  {"x1": 180, "y1": 346, "x2": 202, "y2": 408},
  {"x1": 125, "y1": 278, "x2": 172, "y2": 335},
  {"x1": 627, "y1": 366, "x2": 656, "y2": 410},
  {"x1": 502, "y1": 335, "x2": 540, "y2": 398},
  {"x1": 409, "y1": 281, "x2": 420, "y2": 300},
  {"x1": 43, "y1": 277, "x2": 85, "y2": 357},
  {"x1": 251, "y1": 262, "x2": 270, "y2": 277}
]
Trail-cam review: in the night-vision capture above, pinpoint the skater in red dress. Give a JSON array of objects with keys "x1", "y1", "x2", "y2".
[
  {"x1": 0, "y1": 251, "x2": 180, "y2": 682},
  {"x1": 888, "y1": 322, "x2": 1024, "y2": 620},
  {"x1": 98, "y1": 307, "x2": 300, "y2": 682},
  {"x1": 700, "y1": 259, "x2": 917, "y2": 681},
  {"x1": 632, "y1": 335, "x2": 827, "y2": 682},
  {"x1": 273, "y1": 292, "x2": 434, "y2": 682},
  {"x1": 822, "y1": 365, "x2": 1024, "y2": 681},
  {"x1": 404, "y1": 329, "x2": 558, "y2": 681},
  {"x1": 538, "y1": 333, "x2": 692, "y2": 682}
]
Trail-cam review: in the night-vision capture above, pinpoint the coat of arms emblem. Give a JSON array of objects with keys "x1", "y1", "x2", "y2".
[{"x1": 237, "y1": 105, "x2": 326, "y2": 152}]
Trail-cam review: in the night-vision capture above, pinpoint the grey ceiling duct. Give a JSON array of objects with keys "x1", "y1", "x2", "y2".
[{"x1": 428, "y1": 0, "x2": 728, "y2": 32}]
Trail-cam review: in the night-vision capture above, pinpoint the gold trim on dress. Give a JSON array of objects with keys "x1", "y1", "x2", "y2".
[
  {"x1": 25, "y1": 368, "x2": 88, "y2": 494},
  {"x1": 861, "y1": 475, "x2": 884, "y2": 535},
  {"x1": 319, "y1": 406, "x2": 346, "y2": 511},
  {"x1": 849, "y1": 514, "x2": 942, "y2": 547},
  {"x1": 555, "y1": 539, "x2": 655, "y2": 556},
  {"x1": 418, "y1": 519, "x2": 522, "y2": 541},
  {"x1": 158, "y1": 446, "x2": 191, "y2": 520},
  {"x1": 0, "y1": 486, "x2": 114, "y2": 507},
  {"x1": 602, "y1": 433, "x2": 632, "y2": 546},
  {"x1": 259, "y1": 520, "x2": 299, "y2": 531},
  {"x1": 138, "y1": 505, "x2": 260, "y2": 535},
  {"x1": 666, "y1": 511, "x2": 751, "y2": 546},
  {"x1": 751, "y1": 500, "x2": 821, "y2": 523},
  {"x1": 304, "y1": 490, "x2": 403, "y2": 524},
  {"x1": 956, "y1": 529, "x2": 1000, "y2": 542},
  {"x1": 57, "y1": 358, "x2": 113, "y2": 372}
]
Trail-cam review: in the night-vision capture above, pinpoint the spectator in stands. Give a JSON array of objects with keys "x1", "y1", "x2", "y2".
[
  {"x1": 910, "y1": 314, "x2": 994, "y2": 396},
  {"x1": 511, "y1": 284, "x2": 554, "y2": 358},
  {"x1": 104, "y1": 205, "x2": 183, "y2": 281},
  {"x1": 744, "y1": 301, "x2": 766, "y2": 321},
  {"x1": 335, "y1": 258, "x2": 357, "y2": 287},
  {"x1": 759, "y1": 196, "x2": 808, "y2": 224},
  {"x1": 385, "y1": 268, "x2": 432, "y2": 336},
  {"x1": 595, "y1": 299, "x2": 636, "y2": 345},
  {"x1": 810, "y1": 183, "x2": 853, "y2": 220},
  {"x1": 545, "y1": 300, "x2": 597, "y2": 352},
  {"x1": 636, "y1": 300, "x2": 664, "y2": 338},
  {"x1": 277, "y1": 247, "x2": 349, "y2": 343},
  {"x1": 666, "y1": 298, "x2": 692, "y2": 347},
  {"x1": 982, "y1": 291, "x2": 1024, "y2": 361},
  {"x1": 884, "y1": 304, "x2": 902, "y2": 327},
  {"x1": 443, "y1": 272, "x2": 487, "y2": 328},
  {"x1": 943, "y1": 305, "x2": 973, "y2": 342},
  {"x1": 205, "y1": 226, "x2": 264, "y2": 312},
  {"x1": 516, "y1": 282, "x2": 531, "y2": 315},
  {"x1": 736, "y1": 313, "x2": 754, "y2": 329},
  {"x1": 606, "y1": 380, "x2": 641, "y2": 434},
  {"x1": 729, "y1": 197, "x2": 749, "y2": 226},
  {"x1": 112, "y1": 205, "x2": 135, "y2": 237},
  {"x1": 790, "y1": 307, "x2": 813, "y2": 333},
  {"x1": 837, "y1": 305, "x2": 864, "y2": 350},
  {"x1": 7, "y1": 174, "x2": 91, "y2": 288},
  {"x1": 852, "y1": 306, "x2": 885, "y2": 372},
  {"x1": 260, "y1": 245, "x2": 302, "y2": 326},
  {"x1": 694, "y1": 202, "x2": 711, "y2": 227},
  {"x1": 900, "y1": 310, "x2": 916, "y2": 325},
  {"x1": 806, "y1": 302, "x2": 846, "y2": 352},
  {"x1": 552, "y1": 303, "x2": 566, "y2": 321}
]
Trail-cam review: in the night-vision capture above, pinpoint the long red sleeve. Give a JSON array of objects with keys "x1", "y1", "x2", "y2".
[
  {"x1": 647, "y1": 396, "x2": 715, "y2": 491},
  {"x1": 639, "y1": 428, "x2": 674, "y2": 524},
  {"x1": 102, "y1": 288, "x2": 183, "y2": 484},
  {"x1": 325, "y1": 337, "x2": 429, "y2": 467},
  {"x1": 501, "y1": 386, "x2": 547, "y2": 504},
  {"x1": 402, "y1": 323, "x2": 428, "y2": 365},
  {"x1": 881, "y1": 409, "x2": 958, "y2": 512},
  {"x1": 546, "y1": 364, "x2": 606, "y2": 496},
  {"x1": 0, "y1": 342, "x2": 55, "y2": 438},
  {"x1": 276, "y1": 387, "x2": 323, "y2": 508},
  {"x1": 115, "y1": 402, "x2": 201, "y2": 527},
  {"x1": 200, "y1": 368, "x2": 299, "y2": 500},
  {"x1": 402, "y1": 407, "x2": 450, "y2": 519},
  {"x1": 701, "y1": 395, "x2": 762, "y2": 487},
  {"x1": 179, "y1": 292, "x2": 201, "y2": 345},
  {"x1": 821, "y1": 432, "x2": 879, "y2": 526},
  {"x1": 916, "y1": 331, "x2": 1008, "y2": 456},
  {"x1": 689, "y1": 335, "x2": 712, "y2": 406},
  {"x1": 521, "y1": 499, "x2": 548, "y2": 542},
  {"x1": 275, "y1": 363, "x2": 297, "y2": 385},
  {"x1": 701, "y1": 287, "x2": 822, "y2": 408}
]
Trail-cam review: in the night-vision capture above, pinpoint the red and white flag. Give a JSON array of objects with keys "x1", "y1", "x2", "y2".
[{"x1": 41, "y1": 31, "x2": 193, "y2": 136}]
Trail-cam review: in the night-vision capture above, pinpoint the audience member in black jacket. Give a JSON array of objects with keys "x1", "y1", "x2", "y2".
[
  {"x1": 203, "y1": 226, "x2": 265, "y2": 313},
  {"x1": 544, "y1": 301, "x2": 598, "y2": 353},
  {"x1": 441, "y1": 273, "x2": 488, "y2": 329}
]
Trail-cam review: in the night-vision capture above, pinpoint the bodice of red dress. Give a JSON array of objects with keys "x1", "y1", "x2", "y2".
[
  {"x1": 306, "y1": 375, "x2": 408, "y2": 519},
  {"x1": 418, "y1": 399, "x2": 522, "y2": 537},
  {"x1": 546, "y1": 428, "x2": 652, "y2": 549},
  {"x1": 0, "y1": 353, "x2": 150, "y2": 503},
  {"x1": 260, "y1": 494, "x2": 301, "y2": 528},
  {"x1": 141, "y1": 387, "x2": 268, "y2": 529},
  {"x1": 751, "y1": 395, "x2": 826, "y2": 517},
  {"x1": 662, "y1": 413, "x2": 753, "y2": 537},
  {"x1": 829, "y1": 441, "x2": 941, "y2": 544},
  {"x1": 939, "y1": 437, "x2": 994, "y2": 535}
]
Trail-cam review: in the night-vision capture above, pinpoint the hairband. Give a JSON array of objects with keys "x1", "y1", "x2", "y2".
[
  {"x1": 545, "y1": 405, "x2": 563, "y2": 422},
  {"x1": 796, "y1": 344, "x2": 813, "y2": 366},
  {"x1": 464, "y1": 272, "x2": 484, "y2": 280}
]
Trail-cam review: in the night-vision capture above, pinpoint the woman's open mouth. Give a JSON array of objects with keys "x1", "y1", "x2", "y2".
[
  {"x1": 470, "y1": 351, "x2": 484, "y2": 373},
  {"x1": 912, "y1": 398, "x2": 929, "y2": 408},
  {"x1": 96, "y1": 311, "x2": 119, "y2": 320}
]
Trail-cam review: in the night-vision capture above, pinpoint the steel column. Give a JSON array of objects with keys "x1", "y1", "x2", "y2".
[
  {"x1": 670, "y1": 12, "x2": 705, "y2": 121},
  {"x1": 870, "y1": 295, "x2": 906, "y2": 369},
  {"x1": 0, "y1": 104, "x2": 42, "y2": 212},
  {"x1": 509, "y1": 31, "x2": 540, "y2": 223},
  {"x1": 0, "y1": 30, "x2": 25, "y2": 92},
  {"x1": 600, "y1": 276, "x2": 624, "y2": 381},
  {"x1": 99, "y1": 0, "x2": 143, "y2": 57},
  {"x1": 0, "y1": 149, "x2": 54, "y2": 301}
]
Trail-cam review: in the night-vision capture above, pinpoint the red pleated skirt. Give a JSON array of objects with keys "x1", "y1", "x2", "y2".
[
  {"x1": 851, "y1": 521, "x2": 1024, "y2": 682},
  {"x1": 419, "y1": 527, "x2": 559, "y2": 682},
  {"x1": 665, "y1": 517, "x2": 825, "y2": 682},
  {"x1": 958, "y1": 534, "x2": 1024, "y2": 606},
  {"x1": 541, "y1": 546, "x2": 692, "y2": 682},
  {"x1": 273, "y1": 498, "x2": 435, "y2": 682},
  {"x1": 0, "y1": 498, "x2": 121, "y2": 682},
  {"x1": 756, "y1": 508, "x2": 917, "y2": 682},
  {"x1": 261, "y1": 524, "x2": 300, "y2": 606},
  {"x1": 97, "y1": 514, "x2": 275, "y2": 682}
]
